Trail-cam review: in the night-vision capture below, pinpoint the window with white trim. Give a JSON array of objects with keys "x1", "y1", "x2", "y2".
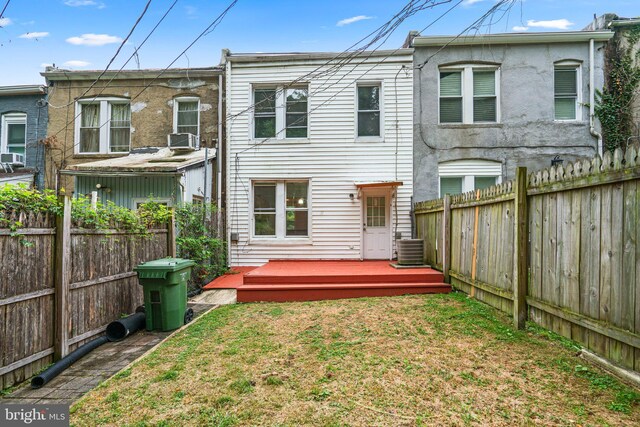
[
  {"x1": 1, "y1": 113, "x2": 27, "y2": 158},
  {"x1": 252, "y1": 180, "x2": 309, "y2": 238},
  {"x1": 357, "y1": 84, "x2": 381, "y2": 137},
  {"x1": 253, "y1": 86, "x2": 308, "y2": 139},
  {"x1": 76, "y1": 98, "x2": 130, "y2": 154},
  {"x1": 438, "y1": 160, "x2": 502, "y2": 197},
  {"x1": 439, "y1": 65, "x2": 499, "y2": 124},
  {"x1": 554, "y1": 64, "x2": 580, "y2": 121},
  {"x1": 173, "y1": 97, "x2": 200, "y2": 136}
]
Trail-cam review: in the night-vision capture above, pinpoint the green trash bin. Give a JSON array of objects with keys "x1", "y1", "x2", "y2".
[{"x1": 134, "y1": 257, "x2": 195, "y2": 332}]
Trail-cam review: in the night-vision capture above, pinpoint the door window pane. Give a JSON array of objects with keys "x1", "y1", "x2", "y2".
[{"x1": 366, "y1": 196, "x2": 386, "y2": 227}]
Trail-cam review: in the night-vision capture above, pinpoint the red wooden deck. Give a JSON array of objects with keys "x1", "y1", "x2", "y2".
[{"x1": 205, "y1": 260, "x2": 450, "y2": 302}]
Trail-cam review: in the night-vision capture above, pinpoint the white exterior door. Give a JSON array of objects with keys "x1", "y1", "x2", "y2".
[{"x1": 363, "y1": 192, "x2": 391, "y2": 259}]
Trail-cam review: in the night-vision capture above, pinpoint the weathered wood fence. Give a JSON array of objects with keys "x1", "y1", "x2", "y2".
[
  {"x1": 415, "y1": 144, "x2": 640, "y2": 373},
  {"x1": 0, "y1": 197, "x2": 173, "y2": 389}
]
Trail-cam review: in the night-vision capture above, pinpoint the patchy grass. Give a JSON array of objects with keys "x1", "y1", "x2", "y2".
[{"x1": 71, "y1": 293, "x2": 639, "y2": 426}]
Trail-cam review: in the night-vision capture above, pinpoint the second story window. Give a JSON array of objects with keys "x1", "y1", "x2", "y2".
[
  {"x1": 253, "y1": 85, "x2": 308, "y2": 140},
  {"x1": 357, "y1": 84, "x2": 381, "y2": 137},
  {"x1": 1, "y1": 113, "x2": 27, "y2": 159},
  {"x1": 439, "y1": 65, "x2": 499, "y2": 124},
  {"x1": 554, "y1": 65, "x2": 579, "y2": 121},
  {"x1": 76, "y1": 98, "x2": 131, "y2": 154},
  {"x1": 174, "y1": 97, "x2": 200, "y2": 135}
]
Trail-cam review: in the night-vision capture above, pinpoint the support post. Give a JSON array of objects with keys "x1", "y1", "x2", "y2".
[
  {"x1": 442, "y1": 194, "x2": 452, "y2": 283},
  {"x1": 167, "y1": 208, "x2": 177, "y2": 257},
  {"x1": 513, "y1": 167, "x2": 529, "y2": 329},
  {"x1": 54, "y1": 195, "x2": 71, "y2": 359}
]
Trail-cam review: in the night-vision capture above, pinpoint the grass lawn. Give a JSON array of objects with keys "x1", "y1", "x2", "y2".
[{"x1": 71, "y1": 293, "x2": 639, "y2": 426}]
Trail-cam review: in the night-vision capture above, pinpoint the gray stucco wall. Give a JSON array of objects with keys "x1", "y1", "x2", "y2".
[
  {"x1": 0, "y1": 93, "x2": 48, "y2": 188},
  {"x1": 413, "y1": 41, "x2": 607, "y2": 202}
]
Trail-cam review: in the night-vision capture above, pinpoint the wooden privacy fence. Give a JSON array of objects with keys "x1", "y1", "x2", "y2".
[
  {"x1": 415, "y1": 144, "x2": 640, "y2": 374},
  {"x1": 0, "y1": 197, "x2": 172, "y2": 389}
]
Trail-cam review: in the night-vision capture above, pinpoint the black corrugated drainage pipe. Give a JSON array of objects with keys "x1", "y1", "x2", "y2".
[
  {"x1": 31, "y1": 311, "x2": 147, "y2": 388},
  {"x1": 31, "y1": 336, "x2": 109, "y2": 388},
  {"x1": 105, "y1": 312, "x2": 146, "y2": 342}
]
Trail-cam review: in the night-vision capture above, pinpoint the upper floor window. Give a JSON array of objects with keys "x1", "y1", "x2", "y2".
[
  {"x1": 253, "y1": 85, "x2": 308, "y2": 139},
  {"x1": 357, "y1": 84, "x2": 381, "y2": 137},
  {"x1": 1, "y1": 113, "x2": 27, "y2": 158},
  {"x1": 554, "y1": 64, "x2": 580, "y2": 121},
  {"x1": 439, "y1": 65, "x2": 499, "y2": 124},
  {"x1": 174, "y1": 97, "x2": 200, "y2": 135},
  {"x1": 76, "y1": 98, "x2": 130, "y2": 154}
]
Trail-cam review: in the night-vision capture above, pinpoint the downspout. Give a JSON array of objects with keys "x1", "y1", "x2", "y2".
[
  {"x1": 590, "y1": 38, "x2": 604, "y2": 156},
  {"x1": 217, "y1": 73, "x2": 223, "y2": 210}
]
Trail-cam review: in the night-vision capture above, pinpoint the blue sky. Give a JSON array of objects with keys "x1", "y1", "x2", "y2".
[{"x1": 0, "y1": 0, "x2": 637, "y2": 85}]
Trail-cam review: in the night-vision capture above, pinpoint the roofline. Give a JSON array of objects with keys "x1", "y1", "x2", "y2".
[
  {"x1": 225, "y1": 49, "x2": 414, "y2": 63},
  {"x1": 0, "y1": 85, "x2": 46, "y2": 96},
  {"x1": 610, "y1": 19, "x2": 640, "y2": 27},
  {"x1": 411, "y1": 31, "x2": 614, "y2": 47},
  {"x1": 42, "y1": 67, "x2": 223, "y2": 81}
]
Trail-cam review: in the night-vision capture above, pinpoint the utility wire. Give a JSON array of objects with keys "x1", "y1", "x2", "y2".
[{"x1": 0, "y1": 0, "x2": 10, "y2": 20}]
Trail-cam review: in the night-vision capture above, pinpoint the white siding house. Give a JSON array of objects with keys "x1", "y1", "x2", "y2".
[{"x1": 225, "y1": 50, "x2": 414, "y2": 266}]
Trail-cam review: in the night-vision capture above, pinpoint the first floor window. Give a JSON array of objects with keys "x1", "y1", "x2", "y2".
[
  {"x1": 253, "y1": 180, "x2": 309, "y2": 238},
  {"x1": 1, "y1": 113, "x2": 27, "y2": 158},
  {"x1": 554, "y1": 65, "x2": 579, "y2": 120},
  {"x1": 77, "y1": 98, "x2": 130, "y2": 154},
  {"x1": 438, "y1": 160, "x2": 502, "y2": 197},
  {"x1": 439, "y1": 65, "x2": 499, "y2": 124}
]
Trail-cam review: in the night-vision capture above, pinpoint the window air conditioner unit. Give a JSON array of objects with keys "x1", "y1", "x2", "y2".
[
  {"x1": 0, "y1": 153, "x2": 25, "y2": 166},
  {"x1": 168, "y1": 133, "x2": 199, "y2": 151}
]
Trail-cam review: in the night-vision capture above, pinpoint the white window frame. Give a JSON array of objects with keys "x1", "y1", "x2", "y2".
[
  {"x1": 438, "y1": 160, "x2": 503, "y2": 197},
  {"x1": 172, "y1": 96, "x2": 201, "y2": 137},
  {"x1": 132, "y1": 197, "x2": 172, "y2": 210},
  {"x1": 554, "y1": 61, "x2": 582, "y2": 122},
  {"x1": 1, "y1": 113, "x2": 27, "y2": 160},
  {"x1": 74, "y1": 97, "x2": 130, "y2": 154},
  {"x1": 250, "y1": 179, "x2": 311, "y2": 242},
  {"x1": 438, "y1": 64, "x2": 501, "y2": 125},
  {"x1": 355, "y1": 81, "x2": 384, "y2": 141},
  {"x1": 250, "y1": 84, "x2": 309, "y2": 141}
]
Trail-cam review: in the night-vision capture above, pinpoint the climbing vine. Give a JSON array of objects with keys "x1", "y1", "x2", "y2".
[{"x1": 595, "y1": 24, "x2": 640, "y2": 152}]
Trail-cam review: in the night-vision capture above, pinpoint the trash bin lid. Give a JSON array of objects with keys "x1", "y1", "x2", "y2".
[{"x1": 134, "y1": 257, "x2": 195, "y2": 273}]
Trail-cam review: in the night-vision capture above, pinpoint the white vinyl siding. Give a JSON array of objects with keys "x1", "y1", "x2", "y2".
[
  {"x1": 227, "y1": 53, "x2": 413, "y2": 265},
  {"x1": 439, "y1": 65, "x2": 499, "y2": 124}
]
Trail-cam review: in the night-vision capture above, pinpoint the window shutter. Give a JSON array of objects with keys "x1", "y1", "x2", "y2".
[
  {"x1": 554, "y1": 68, "x2": 577, "y2": 95},
  {"x1": 440, "y1": 177, "x2": 463, "y2": 197}
]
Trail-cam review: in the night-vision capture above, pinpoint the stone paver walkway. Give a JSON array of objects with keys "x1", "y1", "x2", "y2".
[{"x1": 1, "y1": 303, "x2": 215, "y2": 406}]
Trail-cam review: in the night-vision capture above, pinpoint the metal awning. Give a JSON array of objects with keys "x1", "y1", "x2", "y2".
[{"x1": 354, "y1": 181, "x2": 403, "y2": 189}]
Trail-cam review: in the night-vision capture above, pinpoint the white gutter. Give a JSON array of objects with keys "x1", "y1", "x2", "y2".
[
  {"x1": 412, "y1": 31, "x2": 614, "y2": 47},
  {"x1": 589, "y1": 38, "x2": 604, "y2": 156},
  {"x1": 0, "y1": 85, "x2": 46, "y2": 96}
]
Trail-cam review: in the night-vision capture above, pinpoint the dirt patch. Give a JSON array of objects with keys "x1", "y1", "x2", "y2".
[{"x1": 71, "y1": 294, "x2": 639, "y2": 426}]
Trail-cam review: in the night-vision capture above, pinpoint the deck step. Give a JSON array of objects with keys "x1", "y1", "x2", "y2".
[
  {"x1": 237, "y1": 282, "x2": 452, "y2": 303},
  {"x1": 243, "y1": 271, "x2": 444, "y2": 285}
]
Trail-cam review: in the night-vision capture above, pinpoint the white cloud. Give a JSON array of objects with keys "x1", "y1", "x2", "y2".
[
  {"x1": 19, "y1": 32, "x2": 50, "y2": 39},
  {"x1": 64, "y1": 0, "x2": 105, "y2": 7},
  {"x1": 526, "y1": 19, "x2": 574, "y2": 30},
  {"x1": 462, "y1": 0, "x2": 486, "y2": 6},
  {"x1": 336, "y1": 15, "x2": 373, "y2": 27},
  {"x1": 63, "y1": 60, "x2": 91, "y2": 67},
  {"x1": 0, "y1": 17, "x2": 12, "y2": 27},
  {"x1": 512, "y1": 26, "x2": 529, "y2": 32},
  {"x1": 66, "y1": 33, "x2": 122, "y2": 46}
]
